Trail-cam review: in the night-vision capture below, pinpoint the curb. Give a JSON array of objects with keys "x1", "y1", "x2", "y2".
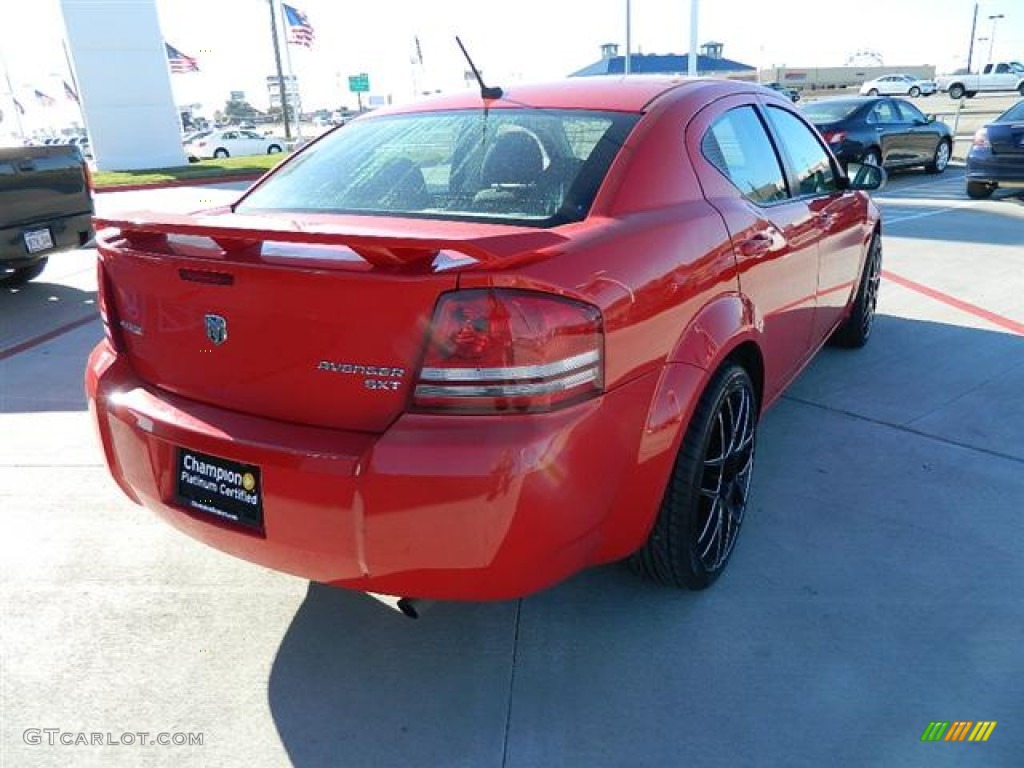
[{"x1": 93, "y1": 172, "x2": 263, "y2": 194}]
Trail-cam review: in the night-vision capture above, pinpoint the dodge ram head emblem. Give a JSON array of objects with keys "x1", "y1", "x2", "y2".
[{"x1": 204, "y1": 314, "x2": 228, "y2": 346}]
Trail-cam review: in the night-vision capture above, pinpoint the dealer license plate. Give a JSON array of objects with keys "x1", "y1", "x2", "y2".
[
  {"x1": 23, "y1": 228, "x2": 54, "y2": 254},
  {"x1": 175, "y1": 448, "x2": 263, "y2": 529}
]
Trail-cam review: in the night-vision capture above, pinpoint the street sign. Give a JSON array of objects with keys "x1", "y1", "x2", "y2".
[{"x1": 348, "y1": 73, "x2": 370, "y2": 93}]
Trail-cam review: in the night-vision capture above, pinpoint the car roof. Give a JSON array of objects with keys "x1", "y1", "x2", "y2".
[{"x1": 371, "y1": 76, "x2": 747, "y2": 116}]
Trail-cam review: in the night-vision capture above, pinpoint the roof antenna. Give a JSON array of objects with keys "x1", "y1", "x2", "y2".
[{"x1": 456, "y1": 36, "x2": 503, "y2": 100}]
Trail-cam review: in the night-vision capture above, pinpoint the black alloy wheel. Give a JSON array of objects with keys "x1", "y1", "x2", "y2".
[
  {"x1": 631, "y1": 363, "x2": 758, "y2": 589},
  {"x1": 830, "y1": 233, "x2": 882, "y2": 348}
]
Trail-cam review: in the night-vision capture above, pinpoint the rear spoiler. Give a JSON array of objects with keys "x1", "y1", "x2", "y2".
[{"x1": 93, "y1": 210, "x2": 569, "y2": 269}]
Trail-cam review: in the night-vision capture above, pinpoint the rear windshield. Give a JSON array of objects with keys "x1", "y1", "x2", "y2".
[
  {"x1": 998, "y1": 101, "x2": 1024, "y2": 122},
  {"x1": 236, "y1": 109, "x2": 638, "y2": 227},
  {"x1": 801, "y1": 101, "x2": 862, "y2": 123}
]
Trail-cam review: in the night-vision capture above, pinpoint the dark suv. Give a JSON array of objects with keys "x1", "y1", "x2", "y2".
[{"x1": 764, "y1": 82, "x2": 800, "y2": 102}]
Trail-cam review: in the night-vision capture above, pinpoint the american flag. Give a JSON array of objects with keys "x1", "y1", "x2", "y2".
[
  {"x1": 165, "y1": 43, "x2": 200, "y2": 74},
  {"x1": 283, "y1": 4, "x2": 315, "y2": 48},
  {"x1": 63, "y1": 80, "x2": 79, "y2": 104},
  {"x1": 34, "y1": 89, "x2": 56, "y2": 107}
]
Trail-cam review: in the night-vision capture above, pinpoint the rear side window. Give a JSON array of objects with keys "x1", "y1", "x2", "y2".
[
  {"x1": 701, "y1": 106, "x2": 788, "y2": 206},
  {"x1": 1001, "y1": 101, "x2": 1024, "y2": 121},
  {"x1": 236, "y1": 109, "x2": 638, "y2": 227},
  {"x1": 765, "y1": 107, "x2": 838, "y2": 197}
]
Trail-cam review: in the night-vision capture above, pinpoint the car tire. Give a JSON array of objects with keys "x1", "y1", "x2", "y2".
[
  {"x1": 213, "y1": 148, "x2": 229, "y2": 158},
  {"x1": 925, "y1": 139, "x2": 951, "y2": 174},
  {"x1": 629, "y1": 362, "x2": 758, "y2": 590},
  {"x1": 1, "y1": 258, "x2": 48, "y2": 287},
  {"x1": 909, "y1": 86, "x2": 921, "y2": 97},
  {"x1": 1018, "y1": 83, "x2": 1024, "y2": 96},
  {"x1": 966, "y1": 181, "x2": 996, "y2": 199},
  {"x1": 861, "y1": 148, "x2": 882, "y2": 167},
  {"x1": 948, "y1": 84, "x2": 966, "y2": 100},
  {"x1": 267, "y1": 144, "x2": 282, "y2": 154},
  {"x1": 868, "y1": 88, "x2": 879, "y2": 96},
  {"x1": 965, "y1": 91, "x2": 977, "y2": 99},
  {"x1": 830, "y1": 233, "x2": 882, "y2": 349}
]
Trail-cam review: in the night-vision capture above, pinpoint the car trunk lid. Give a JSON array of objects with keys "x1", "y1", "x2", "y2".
[
  {"x1": 95, "y1": 209, "x2": 568, "y2": 433},
  {"x1": 988, "y1": 122, "x2": 1024, "y2": 155}
]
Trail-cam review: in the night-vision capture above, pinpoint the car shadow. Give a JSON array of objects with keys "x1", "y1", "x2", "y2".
[
  {"x1": 0, "y1": 279, "x2": 98, "y2": 413},
  {"x1": 265, "y1": 313, "x2": 1023, "y2": 767}
]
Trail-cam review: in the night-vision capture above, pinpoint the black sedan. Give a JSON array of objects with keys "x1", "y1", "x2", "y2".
[
  {"x1": 802, "y1": 97, "x2": 953, "y2": 174},
  {"x1": 965, "y1": 100, "x2": 1024, "y2": 199}
]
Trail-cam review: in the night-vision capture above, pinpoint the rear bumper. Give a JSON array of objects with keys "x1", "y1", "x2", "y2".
[
  {"x1": 1, "y1": 211, "x2": 93, "y2": 267},
  {"x1": 966, "y1": 150, "x2": 1024, "y2": 186},
  {"x1": 86, "y1": 341, "x2": 662, "y2": 600}
]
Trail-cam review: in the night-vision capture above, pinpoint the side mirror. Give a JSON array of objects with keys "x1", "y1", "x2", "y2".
[
  {"x1": 845, "y1": 162, "x2": 886, "y2": 191},
  {"x1": 925, "y1": 114, "x2": 936, "y2": 124}
]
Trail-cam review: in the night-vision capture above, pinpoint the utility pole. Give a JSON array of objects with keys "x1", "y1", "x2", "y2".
[
  {"x1": 268, "y1": 0, "x2": 291, "y2": 140},
  {"x1": 966, "y1": 2, "x2": 979, "y2": 74}
]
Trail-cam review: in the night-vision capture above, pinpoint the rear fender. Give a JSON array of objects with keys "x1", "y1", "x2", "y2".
[{"x1": 592, "y1": 293, "x2": 761, "y2": 562}]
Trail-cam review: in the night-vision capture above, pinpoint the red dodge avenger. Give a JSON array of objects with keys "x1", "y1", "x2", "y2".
[{"x1": 86, "y1": 77, "x2": 884, "y2": 605}]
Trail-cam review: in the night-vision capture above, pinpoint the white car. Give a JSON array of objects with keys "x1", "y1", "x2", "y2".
[
  {"x1": 860, "y1": 74, "x2": 937, "y2": 97},
  {"x1": 185, "y1": 129, "x2": 284, "y2": 159}
]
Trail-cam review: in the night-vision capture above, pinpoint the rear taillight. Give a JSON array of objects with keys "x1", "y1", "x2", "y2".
[
  {"x1": 197, "y1": 141, "x2": 207, "y2": 147},
  {"x1": 972, "y1": 128, "x2": 990, "y2": 148},
  {"x1": 413, "y1": 289, "x2": 603, "y2": 414},
  {"x1": 822, "y1": 131, "x2": 846, "y2": 144}
]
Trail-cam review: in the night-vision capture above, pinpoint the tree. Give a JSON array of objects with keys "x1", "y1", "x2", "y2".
[{"x1": 224, "y1": 99, "x2": 258, "y2": 120}]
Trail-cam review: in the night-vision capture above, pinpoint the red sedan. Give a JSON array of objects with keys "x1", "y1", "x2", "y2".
[{"x1": 86, "y1": 77, "x2": 884, "y2": 603}]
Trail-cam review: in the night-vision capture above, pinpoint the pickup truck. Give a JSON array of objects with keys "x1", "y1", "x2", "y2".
[
  {"x1": 937, "y1": 61, "x2": 1024, "y2": 100},
  {"x1": 1, "y1": 144, "x2": 94, "y2": 286}
]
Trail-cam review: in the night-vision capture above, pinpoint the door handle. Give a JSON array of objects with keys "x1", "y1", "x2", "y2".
[{"x1": 738, "y1": 233, "x2": 773, "y2": 257}]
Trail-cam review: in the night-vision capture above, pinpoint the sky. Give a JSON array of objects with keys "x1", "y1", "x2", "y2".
[{"x1": 1, "y1": 0, "x2": 1022, "y2": 132}]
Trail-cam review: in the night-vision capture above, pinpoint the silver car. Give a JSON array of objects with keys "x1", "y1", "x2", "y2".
[{"x1": 860, "y1": 74, "x2": 937, "y2": 98}]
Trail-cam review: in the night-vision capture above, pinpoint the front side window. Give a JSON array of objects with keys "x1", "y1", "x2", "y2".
[
  {"x1": 766, "y1": 107, "x2": 838, "y2": 197},
  {"x1": 870, "y1": 101, "x2": 902, "y2": 124},
  {"x1": 236, "y1": 109, "x2": 638, "y2": 227},
  {"x1": 895, "y1": 101, "x2": 927, "y2": 123},
  {"x1": 701, "y1": 106, "x2": 788, "y2": 206}
]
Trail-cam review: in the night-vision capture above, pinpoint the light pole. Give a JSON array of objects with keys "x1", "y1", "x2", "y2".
[
  {"x1": 987, "y1": 14, "x2": 1005, "y2": 64},
  {"x1": 624, "y1": 0, "x2": 631, "y2": 75}
]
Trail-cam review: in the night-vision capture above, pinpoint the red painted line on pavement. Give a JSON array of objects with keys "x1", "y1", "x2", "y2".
[
  {"x1": 882, "y1": 269, "x2": 1024, "y2": 336},
  {"x1": 0, "y1": 313, "x2": 98, "y2": 362}
]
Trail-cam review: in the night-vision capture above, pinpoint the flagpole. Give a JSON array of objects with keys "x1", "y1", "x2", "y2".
[
  {"x1": 60, "y1": 39, "x2": 86, "y2": 129},
  {"x1": 278, "y1": 1, "x2": 302, "y2": 140},
  {"x1": 267, "y1": 0, "x2": 292, "y2": 140},
  {"x1": 0, "y1": 50, "x2": 25, "y2": 141}
]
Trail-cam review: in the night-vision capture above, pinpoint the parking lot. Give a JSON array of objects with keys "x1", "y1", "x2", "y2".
[{"x1": 2, "y1": 166, "x2": 1022, "y2": 767}]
